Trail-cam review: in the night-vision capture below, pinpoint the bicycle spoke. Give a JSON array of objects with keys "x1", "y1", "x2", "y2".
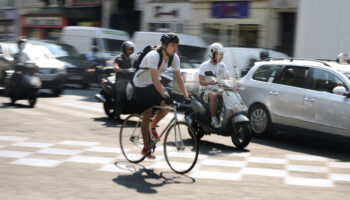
[
  {"x1": 119, "y1": 114, "x2": 146, "y2": 163},
  {"x1": 164, "y1": 122, "x2": 199, "y2": 174}
]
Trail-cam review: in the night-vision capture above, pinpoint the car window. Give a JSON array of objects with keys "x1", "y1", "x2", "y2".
[
  {"x1": 6, "y1": 44, "x2": 18, "y2": 57},
  {"x1": 311, "y1": 69, "x2": 347, "y2": 93},
  {"x1": 277, "y1": 66, "x2": 309, "y2": 88},
  {"x1": 0, "y1": 46, "x2": 3, "y2": 54},
  {"x1": 252, "y1": 65, "x2": 282, "y2": 82},
  {"x1": 103, "y1": 39, "x2": 124, "y2": 52}
]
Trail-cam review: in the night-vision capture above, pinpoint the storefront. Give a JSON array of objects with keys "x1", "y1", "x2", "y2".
[
  {"x1": 142, "y1": 2, "x2": 192, "y2": 34},
  {"x1": 21, "y1": 15, "x2": 68, "y2": 40},
  {"x1": 190, "y1": 1, "x2": 270, "y2": 48},
  {"x1": 0, "y1": 9, "x2": 17, "y2": 41}
]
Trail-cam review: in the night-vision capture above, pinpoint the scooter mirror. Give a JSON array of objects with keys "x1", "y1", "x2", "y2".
[{"x1": 205, "y1": 71, "x2": 216, "y2": 77}]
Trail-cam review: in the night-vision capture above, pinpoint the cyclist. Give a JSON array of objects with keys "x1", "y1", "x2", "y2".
[
  {"x1": 199, "y1": 42, "x2": 229, "y2": 128},
  {"x1": 113, "y1": 41, "x2": 135, "y2": 117},
  {"x1": 133, "y1": 33, "x2": 189, "y2": 158}
]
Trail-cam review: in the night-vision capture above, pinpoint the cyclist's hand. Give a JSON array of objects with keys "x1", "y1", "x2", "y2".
[
  {"x1": 164, "y1": 96, "x2": 172, "y2": 105},
  {"x1": 209, "y1": 80, "x2": 216, "y2": 85}
]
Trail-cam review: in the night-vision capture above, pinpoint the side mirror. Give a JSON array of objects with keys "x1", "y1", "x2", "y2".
[
  {"x1": 333, "y1": 86, "x2": 349, "y2": 97},
  {"x1": 204, "y1": 71, "x2": 216, "y2": 77}
]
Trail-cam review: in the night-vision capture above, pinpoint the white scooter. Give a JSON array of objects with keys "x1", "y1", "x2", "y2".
[{"x1": 185, "y1": 71, "x2": 251, "y2": 149}]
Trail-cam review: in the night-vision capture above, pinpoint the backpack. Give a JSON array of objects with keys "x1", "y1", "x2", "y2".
[{"x1": 133, "y1": 45, "x2": 173, "y2": 76}]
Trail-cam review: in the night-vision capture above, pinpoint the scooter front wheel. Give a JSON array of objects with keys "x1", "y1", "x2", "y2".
[
  {"x1": 231, "y1": 121, "x2": 251, "y2": 150},
  {"x1": 29, "y1": 98, "x2": 36, "y2": 108}
]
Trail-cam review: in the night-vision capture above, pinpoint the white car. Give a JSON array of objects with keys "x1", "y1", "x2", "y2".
[{"x1": 239, "y1": 58, "x2": 350, "y2": 138}]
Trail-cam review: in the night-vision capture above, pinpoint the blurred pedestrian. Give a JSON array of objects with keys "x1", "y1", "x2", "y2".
[{"x1": 14, "y1": 37, "x2": 30, "y2": 66}]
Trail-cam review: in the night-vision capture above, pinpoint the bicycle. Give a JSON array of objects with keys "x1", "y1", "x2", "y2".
[{"x1": 119, "y1": 101, "x2": 199, "y2": 174}]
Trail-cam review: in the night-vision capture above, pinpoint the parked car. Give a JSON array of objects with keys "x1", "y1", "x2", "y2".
[
  {"x1": 0, "y1": 42, "x2": 17, "y2": 85},
  {"x1": 29, "y1": 40, "x2": 95, "y2": 88},
  {"x1": 239, "y1": 58, "x2": 350, "y2": 138}
]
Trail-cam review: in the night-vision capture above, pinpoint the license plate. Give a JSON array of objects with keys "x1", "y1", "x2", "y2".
[
  {"x1": 69, "y1": 75, "x2": 83, "y2": 80},
  {"x1": 40, "y1": 75, "x2": 55, "y2": 81},
  {"x1": 39, "y1": 68, "x2": 51, "y2": 74}
]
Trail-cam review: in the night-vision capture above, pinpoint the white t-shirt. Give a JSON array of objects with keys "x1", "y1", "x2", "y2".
[
  {"x1": 133, "y1": 50, "x2": 180, "y2": 88},
  {"x1": 199, "y1": 59, "x2": 229, "y2": 91}
]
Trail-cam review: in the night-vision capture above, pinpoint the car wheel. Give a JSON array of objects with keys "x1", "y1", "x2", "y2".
[
  {"x1": 248, "y1": 104, "x2": 274, "y2": 137},
  {"x1": 52, "y1": 88, "x2": 63, "y2": 97},
  {"x1": 29, "y1": 98, "x2": 36, "y2": 108}
]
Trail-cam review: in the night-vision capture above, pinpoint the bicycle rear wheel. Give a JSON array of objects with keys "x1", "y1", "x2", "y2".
[
  {"x1": 119, "y1": 114, "x2": 147, "y2": 163},
  {"x1": 164, "y1": 122, "x2": 199, "y2": 174}
]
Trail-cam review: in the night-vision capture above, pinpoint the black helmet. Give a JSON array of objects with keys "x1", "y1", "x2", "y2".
[
  {"x1": 160, "y1": 33, "x2": 179, "y2": 45},
  {"x1": 260, "y1": 50, "x2": 269, "y2": 60},
  {"x1": 121, "y1": 41, "x2": 135, "y2": 54},
  {"x1": 17, "y1": 37, "x2": 27, "y2": 46}
]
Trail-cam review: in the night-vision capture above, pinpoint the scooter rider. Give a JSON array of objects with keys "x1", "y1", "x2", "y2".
[
  {"x1": 199, "y1": 42, "x2": 230, "y2": 129},
  {"x1": 113, "y1": 41, "x2": 135, "y2": 117},
  {"x1": 14, "y1": 37, "x2": 30, "y2": 66},
  {"x1": 133, "y1": 33, "x2": 189, "y2": 158}
]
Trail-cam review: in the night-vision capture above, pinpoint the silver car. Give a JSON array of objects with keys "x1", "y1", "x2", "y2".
[{"x1": 239, "y1": 58, "x2": 350, "y2": 138}]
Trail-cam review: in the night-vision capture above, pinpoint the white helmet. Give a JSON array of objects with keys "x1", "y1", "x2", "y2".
[
  {"x1": 209, "y1": 42, "x2": 224, "y2": 59},
  {"x1": 337, "y1": 53, "x2": 349, "y2": 64}
]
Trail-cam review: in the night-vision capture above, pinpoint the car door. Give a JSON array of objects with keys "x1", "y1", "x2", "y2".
[
  {"x1": 302, "y1": 68, "x2": 350, "y2": 136},
  {"x1": 269, "y1": 65, "x2": 310, "y2": 127}
]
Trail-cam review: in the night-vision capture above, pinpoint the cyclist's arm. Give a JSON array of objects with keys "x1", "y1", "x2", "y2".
[
  {"x1": 174, "y1": 70, "x2": 188, "y2": 98},
  {"x1": 113, "y1": 62, "x2": 124, "y2": 72},
  {"x1": 150, "y1": 68, "x2": 167, "y2": 97}
]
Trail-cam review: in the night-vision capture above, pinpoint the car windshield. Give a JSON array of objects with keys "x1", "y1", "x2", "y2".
[
  {"x1": 42, "y1": 43, "x2": 80, "y2": 58},
  {"x1": 103, "y1": 39, "x2": 124, "y2": 52},
  {"x1": 23, "y1": 44, "x2": 51, "y2": 60},
  {"x1": 178, "y1": 45, "x2": 207, "y2": 63}
]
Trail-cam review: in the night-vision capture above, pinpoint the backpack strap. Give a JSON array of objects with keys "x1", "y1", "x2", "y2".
[
  {"x1": 156, "y1": 48, "x2": 163, "y2": 69},
  {"x1": 168, "y1": 55, "x2": 173, "y2": 67}
]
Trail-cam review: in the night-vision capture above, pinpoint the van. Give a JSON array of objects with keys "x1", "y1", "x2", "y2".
[
  {"x1": 132, "y1": 31, "x2": 207, "y2": 66},
  {"x1": 60, "y1": 26, "x2": 130, "y2": 60},
  {"x1": 222, "y1": 47, "x2": 289, "y2": 77}
]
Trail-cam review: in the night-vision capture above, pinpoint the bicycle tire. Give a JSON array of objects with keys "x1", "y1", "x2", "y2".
[
  {"x1": 163, "y1": 122, "x2": 199, "y2": 174},
  {"x1": 119, "y1": 114, "x2": 147, "y2": 163}
]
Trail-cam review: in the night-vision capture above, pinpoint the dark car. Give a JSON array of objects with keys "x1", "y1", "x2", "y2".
[{"x1": 29, "y1": 40, "x2": 95, "y2": 89}]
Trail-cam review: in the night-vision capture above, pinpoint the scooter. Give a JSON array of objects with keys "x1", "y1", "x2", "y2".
[
  {"x1": 185, "y1": 71, "x2": 251, "y2": 149},
  {"x1": 4, "y1": 61, "x2": 41, "y2": 107},
  {"x1": 94, "y1": 67, "x2": 136, "y2": 119}
]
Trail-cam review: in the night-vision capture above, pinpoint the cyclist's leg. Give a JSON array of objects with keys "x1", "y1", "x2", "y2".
[
  {"x1": 151, "y1": 100, "x2": 170, "y2": 129},
  {"x1": 141, "y1": 107, "x2": 152, "y2": 150}
]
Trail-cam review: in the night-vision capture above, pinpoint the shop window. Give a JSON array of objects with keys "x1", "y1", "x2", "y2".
[{"x1": 239, "y1": 24, "x2": 258, "y2": 47}]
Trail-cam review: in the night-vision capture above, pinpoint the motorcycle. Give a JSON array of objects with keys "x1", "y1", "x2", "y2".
[
  {"x1": 185, "y1": 71, "x2": 251, "y2": 149},
  {"x1": 94, "y1": 67, "x2": 136, "y2": 119},
  {"x1": 4, "y1": 61, "x2": 41, "y2": 107}
]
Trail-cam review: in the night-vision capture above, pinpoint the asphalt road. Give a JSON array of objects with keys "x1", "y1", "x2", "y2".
[{"x1": 0, "y1": 86, "x2": 349, "y2": 200}]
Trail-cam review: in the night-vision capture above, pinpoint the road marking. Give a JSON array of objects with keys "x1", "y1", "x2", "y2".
[
  {"x1": 10, "y1": 158, "x2": 62, "y2": 167},
  {"x1": 38, "y1": 148, "x2": 82, "y2": 156},
  {"x1": 328, "y1": 162, "x2": 350, "y2": 169},
  {"x1": 201, "y1": 159, "x2": 246, "y2": 168},
  {"x1": 56, "y1": 102, "x2": 103, "y2": 113},
  {"x1": 242, "y1": 167, "x2": 287, "y2": 177},
  {"x1": 59, "y1": 141, "x2": 100, "y2": 147},
  {"x1": 0, "y1": 150, "x2": 32, "y2": 158},
  {"x1": 285, "y1": 177, "x2": 333, "y2": 187},
  {"x1": 98, "y1": 164, "x2": 130, "y2": 173},
  {"x1": 286, "y1": 154, "x2": 327, "y2": 162},
  {"x1": 0, "y1": 136, "x2": 29, "y2": 142},
  {"x1": 12, "y1": 142, "x2": 53, "y2": 148},
  {"x1": 247, "y1": 157, "x2": 286, "y2": 165},
  {"x1": 287, "y1": 164, "x2": 328, "y2": 173},
  {"x1": 330, "y1": 173, "x2": 350, "y2": 182},
  {"x1": 191, "y1": 170, "x2": 242, "y2": 181},
  {"x1": 87, "y1": 147, "x2": 120, "y2": 153},
  {"x1": 66, "y1": 155, "x2": 114, "y2": 164},
  {"x1": 37, "y1": 103, "x2": 98, "y2": 118}
]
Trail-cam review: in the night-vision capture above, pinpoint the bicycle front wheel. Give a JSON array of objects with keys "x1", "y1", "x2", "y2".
[
  {"x1": 164, "y1": 122, "x2": 199, "y2": 174},
  {"x1": 119, "y1": 114, "x2": 146, "y2": 163}
]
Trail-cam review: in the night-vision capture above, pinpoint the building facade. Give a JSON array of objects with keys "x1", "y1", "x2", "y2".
[
  {"x1": 142, "y1": 0, "x2": 298, "y2": 56},
  {"x1": 0, "y1": 0, "x2": 18, "y2": 41}
]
